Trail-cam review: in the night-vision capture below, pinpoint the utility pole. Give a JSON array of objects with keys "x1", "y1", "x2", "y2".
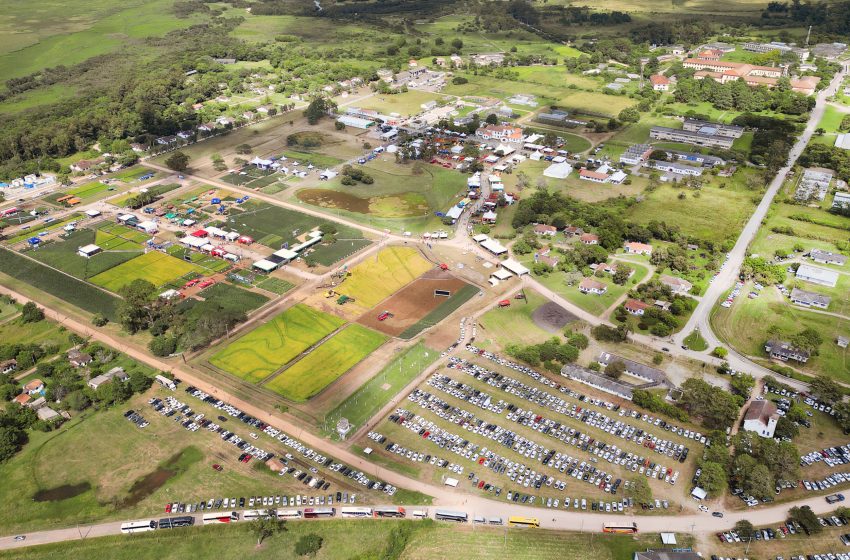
[{"x1": 805, "y1": 25, "x2": 812, "y2": 47}]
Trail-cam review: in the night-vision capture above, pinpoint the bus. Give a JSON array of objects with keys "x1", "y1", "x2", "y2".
[
  {"x1": 203, "y1": 512, "x2": 239, "y2": 524},
  {"x1": 276, "y1": 510, "x2": 302, "y2": 519},
  {"x1": 374, "y1": 507, "x2": 406, "y2": 518},
  {"x1": 303, "y1": 508, "x2": 336, "y2": 519},
  {"x1": 158, "y1": 516, "x2": 195, "y2": 529},
  {"x1": 434, "y1": 509, "x2": 468, "y2": 523},
  {"x1": 508, "y1": 516, "x2": 540, "y2": 528},
  {"x1": 340, "y1": 507, "x2": 373, "y2": 518},
  {"x1": 120, "y1": 520, "x2": 157, "y2": 534},
  {"x1": 242, "y1": 510, "x2": 273, "y2": 520},
  {"x1": 603, "y1": 522, "x2": 638, "y2": 534}
]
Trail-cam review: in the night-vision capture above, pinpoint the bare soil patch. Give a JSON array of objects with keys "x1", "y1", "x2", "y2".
[{"x1": 532, "y1": 301, "x2": 577, "y2": 332}]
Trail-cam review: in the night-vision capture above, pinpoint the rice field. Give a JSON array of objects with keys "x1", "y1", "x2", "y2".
[
  {"x1": 263, "y1": 324, "x2": 387, "y2": 401},
  {"x1": 341, "y1": 246, "x2": 434, "y2": 310},
  {"x1": 89, "y1": 251, "x2": 200, "y2": 293},
  {"x1": 208, "y1": 304, "x2": 345, "y2": 383}
]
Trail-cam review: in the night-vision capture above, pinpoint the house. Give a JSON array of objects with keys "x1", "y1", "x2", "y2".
[
  {"x1": 476, "y1": 125, "x2": 524, "y2": 144},
  {"x1": 650, "y1": 74, "x2": 670, "y2": 91},
  {"x1": 0, "y1": 359, "x2": 16, "y2": 375},
  {"x1": 597, "y1": 352, "x2": 666, "y2": 384},
  {"x1": 579, "y1": 278, "x2": 607, "y2": 295},
  {"x1": 624, "y1": 299, "x2": 649, "y2": 316},
  {"x1": 534, "y1": 224, "x2": 557, "y2": 237},
  {"x1": 659, "y1": 275, "x2": 693, "y2": 294},
  {"x1": 67, "y1": 349, "x2": 93, "y2": 367},
  {"x1": 634, "y1": 549, "x2": 703, "y2": 560},
  {"x1": 579, "y1": 233, "x2": 598, "y2": 245},
  {"x1": 646, "y1": 160, "x2": 704, "y2": 177},
  {"x1": 796, "y1": 264, "x2": 839, "y2": 288},
  {"x1": 23, "y1": 379, "x2": 44, "y2": 395},
  {"x1": 564, "y1": 226, "x2": 584, "y2": 237},
  {"x1": 36, "y1": 407, "x2": 60, "y2": 422},
  {"x1": 579, "y1": 169, "x2": 609, "y2": 183},
  {"x1": 471, "y1": 53, "x2": 505, "y2": 66},
  {"x1": 742, "y1": 399, "x2": 780, "y2": 438},
  {"x1": 88, "y1": 367, "x2": 129, "y2": 390},
  {"x1": 796, "y1": 168, "x2": 833, "y2": 201},
  {"x1": 810, "y1": 249, "x2": 847, "y2": 266},
  {"x1": 595, "y1": 263, "x2": 634, "y2": 278},
  {"x1": 13, "y1": 393, "x2": 31, "y2": 406},
  {"x1": 623, "y1": 241, "x2": 652, "y2": 255},
  {"x1": 765, "y1": 339, "x2": 810, "y2": 363},
  {"x1": 77, "y1": 244, "x2": 102, "y2": 259},
  {"x1": 620, "y1": 144, "x2": 653, "y2": 166},
  {"x1": 790, "y1": 287, "x2": 831, "y2": 309}
]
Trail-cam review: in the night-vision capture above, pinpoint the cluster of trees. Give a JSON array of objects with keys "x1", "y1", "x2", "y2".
[
  {"x1": 674, "y1": 77, "x2": 814, "y2": 115},
  {"x1": 680, "y1": 378, "x2": 743, "y2": 430},
  {"x1": 591, "y1": 324, "x2": 631, "y2": 343},
  {"x1": 632, "y1": 389, "x2": 689, "y2": 422},
  {"x1": 730, "y1": 431, "x2": 801, "y2": 500},
  {"x1": 506, "y1": 332, "x2": 588, "y2": 373},
  {"x1": 614, "y1": 281, "x2": 697, "y2": 337},
  {"x1": 733, "y1": 114, "x2": 800, "y2": 172},
  {"x1": 339, "y1": 165, "x2": 374, "y2": 186},
  {"x1": 799, "y1": 142, "x2": 850, "y2": 182},
  {"x1": 740, "y1": 256, "x2": 787, "y2": 285},
  {"x1": 650, "y1": 246, "x2": 716, "y2": 291},
  {"x1": 303, "y1": 97, "x2": 336, "y2": 125}
]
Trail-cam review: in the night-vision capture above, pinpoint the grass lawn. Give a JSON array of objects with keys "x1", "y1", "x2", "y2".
[
  {"x1": 819, "y1": 104, "x2": 845, "y2": 133},
  {"x1": 0, "y1": 316, "x2": 73, "y2": 349},
  {"x1": 263, "y1": 324, "x2": 387, "y2": 401},
  {"x1": 0, "y1": 298, "x2": 18, "y2": 322},
  {"x1": 256, "y1": 277, "x2": 295, "y2": 295},
  {"x1": 537, "y1": 272, "x2": 626, "y2": 316},
  {"x1": 356, "y1": 90, "x2": 445, "y2": 117},
  {"x1": 95, "y1": 222, "x2": 151, "y2": 249},
  {"x1": 683, "y1": 330, "x2": 709, "y2": 351},
  {"x1": 89, "y1": 251, "x2": 200, "y2": 293},
  {"x1": 208, "y1": 304, "x2": 345, "y2": 383},
  {"x1": 340, "y1": 246, "x2": 434, "y2": 311},
  {"x1": 5, "y1": 213, "x2": 85, "y2": 245},
  {"x1": 711, "y1": 283, "x2": 850, "y2": 381},
  {"x1": 281, "y1": 149, "x2": 343, "y2": 169},
  {"x1": 322, "y1": 342, "x2": 437, "y2": 438},
  {"x1": 477, "y1": 289, "x2": 563, "y2": 348},
  {"x1": 27, "y1": 230, "x2": 142, "y2": 280}
]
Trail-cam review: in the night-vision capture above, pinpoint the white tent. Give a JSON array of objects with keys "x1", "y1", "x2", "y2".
[{"x1": 544, "y1": 162, "x2": 573, "y2": 179}]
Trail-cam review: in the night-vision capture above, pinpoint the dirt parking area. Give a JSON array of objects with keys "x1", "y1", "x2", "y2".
[{"x1": 357, "y1": 269, "x2": 469, "y2": 337}]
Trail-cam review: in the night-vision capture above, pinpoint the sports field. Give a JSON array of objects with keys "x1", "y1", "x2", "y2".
[
  {"x1": 209, "y1": 304, "x2": 345, "y2": 383},
  {"x1": 263, "y1": 324, "x2": 387, "y2": 401},
  {"x1": 341, "y1": 247, "x2": 434, "y2": 311},
  {"x1": 89, "y1": 251, "x2": 200, "y2": 293}
]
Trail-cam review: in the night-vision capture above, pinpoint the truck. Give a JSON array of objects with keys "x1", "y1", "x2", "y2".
[
  {"x1": 826, "y1": 493, "x2": 845, "y2": 504},
  {"x1": 498, "y1": 299, "x2": 511, "y2": 308}
]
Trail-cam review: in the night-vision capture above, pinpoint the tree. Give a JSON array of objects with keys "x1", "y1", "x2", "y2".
[
  {"x1": 734, "y1": 520, "x2": 755, "y2": 540},
  {"x1": 712, "y1": 347, "x2": 728, "y2": 358},
  {"x1": 294, "y1": 533, "x2": 324, "y2": 556},
  {"x1": 235, "y1": 144, "x2": 252, "y2": 155},
  {"x1": 117, "y1": 279, "x2": 156, "y2": 334},
  {"x1": 699, "y1": 461, "x2": 728, "y2": 497},
  {"x1": 612, "y1": 265, "x2": 633, "y2": 285},
  {"x1": 91, "y1": 313, "x2": 108, "y2": 327},
  {"x1": 20, "y1": 302, "x2": 44, "y2": 323},
  {"x1": 451, "y1": 38, "x2": 464, "y2": 50},
  {"x1": 303, "y1": 96, "x2": 335, "y2": 125},
  {"x1": 791, "y1": 327, "x2": 823, "y2": 355},
  {"x1": 334, "y1": 121, "x2": 346, "y2": 130},
  {"x1": 618, "y1": 107, "x2": 640, "y2": 123},
  {"x1": 250, "y1": 514, "x2": 286, "y2": 545},
  {"x1": 128, "y1": 371, "x2": 152, "y2": 393},
  {"x1": 729, "y1": 373, "x2": 755, "y2": 398},
  {"x1": 0, "y1": 425, "x2": 25, "y2": 463},
  {"x1": 165, "y1": 151, "x2": 189, "y2": 172},
  {"x1": 627, "y1": 476, "x2": 652, "y2": 505},
  {"x1": 605, "y1": 360, "x2": 626, "y2": 379},
  {"x1": 810, "y1": 375, "x2": 842, "y2": 405},
  {"x1": 789, "y1": 505, "x2": 822, "y2": 534},
  {"x1": 485, "y1": 113, "x2": 498, "y2": 125}
]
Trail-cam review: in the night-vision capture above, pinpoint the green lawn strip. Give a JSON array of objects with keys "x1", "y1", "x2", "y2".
[
  {"x1": 263, "y1": 324, "x2": 387, "y2": 402},
  {"x1": 529, "y1": 268, "x2": 625, "y2": 317},
  {"x1": 5, "y1": 213, "x2": 85, "y2": 245},
  {"x1": 256, "y1": 277, "x2": 295, "y2": 295},
  {"x1": 398, "y1": 283, "x2": 480, "y2": 339},
  {"x1": 89, "y1": 251, "x2": 201, "y2": 293},
  {"x1": 208, "y1": 304, "x2": 345, "y2": 382},
  {"x1": 26, "y1": 229, "x2": 142, "y2": 280},
  {"x1": 324, "y1": 342, "x2": 437, "y2": 438},
  {"x1": 0, "y1": 248, "x2": 119, "y2": 320},
  {"x1": 683, "y1": 330, "x2": 709, "y2": 351},
  {"x1": 281, "y1": 150, "x2": 343, "y2": 169}
]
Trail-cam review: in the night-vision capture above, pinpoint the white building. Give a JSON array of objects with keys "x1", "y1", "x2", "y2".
[
  {"x1": 742, "y1": 399, "x2": 779, "y2": 438},
  {"x1": 77, "y1": 244, "x2": 102, "y2": 258},
  {"x1": 796, "y1": 263, "x2": 839, "y2": 287}
]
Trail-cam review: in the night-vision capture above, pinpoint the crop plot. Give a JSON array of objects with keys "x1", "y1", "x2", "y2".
[
  {"x1": 337, "y1": 247, "x2": 434, "y2": 313},
  {"x1": 89, "y1": 251, "x2": 200, "y2": 293}
]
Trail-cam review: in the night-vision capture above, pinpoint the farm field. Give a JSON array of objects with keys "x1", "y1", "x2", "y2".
[
  {"x1": 89, "y1": 251, "x2": 200, "y2": 293},
  {"x1": 322, "y1": 342, "x2": 438, "y2": 437},
  {"x1": 255, "y1": 276, "x2": 295, "y2": 295},
  {"x1": 0, "y1": 314, "x2": 74, "y2": 350},
  {"x1": 194, "y1": 282, "x2": 269, "y2": 315},
  {"x1": 477, "y1": 290, "x2": 576, "y2": 348},
  {"x1": 27, "y1": 229, "x2": 142, "y2": 280},
  {"x1": 263, "y1": 324, "x2": 387, "y2": 401},
  {"x1": 208, "y1": 304, "x2": 345, "y2": 383},
  {"x1": 397, "y1": 284, "x2": 480, "y2": 340},
  {"x1": 355, "y1": 90, "x2": 445, "y2": 117},
  {"x1": 357, "y1": 269, "x2": 471, "y2": 337}
]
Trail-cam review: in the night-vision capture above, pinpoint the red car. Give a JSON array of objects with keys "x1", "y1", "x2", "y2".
[
  {"x1": 198, "y1": 279, "x2": 215, "y2": 289},
  {"x1": 165, "y1": 503, "x2": 172, "y2": 513},
  {"x1": 184, "y1": 279, "x2": 200, "y2": 288},
  {"x1": 242, "y1": 455, "x2": 251, "y2": 464},
  {"x1": 377, "y1": 311, "x2": 390, "y2": 321},
  {"x1": 212, "y1": 464, "x2": 223, "y2": 472}
]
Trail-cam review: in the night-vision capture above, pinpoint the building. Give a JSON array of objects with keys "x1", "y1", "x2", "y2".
[
  {"x1": 620, "y1": 144, "x2": 652, "y2": 166},
  {"x1": 0, "y1": 359, "x2": 16, "y2": 375},
  {"x1": 13, "y1": 393, "x2": 31, "y2": 406},
  {"x1": 742, "y1": 41, "x2": 809, "y2": 61},
  {"x1": 836, "y1": 133, "x2": 850, "y2": 151},
  {"x1": 579, "y1": 233, "x2": 599, "y2": 245},
  {"x1": 684, "y1": 58, "x2": 785, "y2": 86},
  {"x1": 765, "y1": 339, "x2": 810, "y2": 363},
  {"x1": 561, "y1": 363, "x2": 635, "y2": 400},
  {"x1": 742, "y1": 399, "x2": 780, "y2": 438},
  {"x1": 624, "y1": 299, "x2": 649, "y2": 316},
  {"x1": 649, "y1": 126, "x2": 734, "y2": 149},
  {"x1": 623, "y1": 241, "x2": 652, "y2": 255},
  {"x1": 650, "y1": 74, "x2": 670, "y2": 91},
  {"x1": 88, "y1": 367, "x2": 129, "y2": 390},
  {"x1": 476, "y1": 125, "x2": 523, "y2": 144},
  {"x1": 543, "y1": 162, "x2": 572, "y2": 179},
  {"x1": 796, "y1": 168, "x2": 833, "y2": 202},
  {"x1": 337, "y1": 115, "x2": 375, "y2": 129},
  {"x1": 23, "y1": 379, "x2": 44, "y2": 395},
  {"x1": 833, "y1": 192, "x2": 850, "y2": 209},
  {"x1": 472, "y1": 234, "x2": 508, "y2": 256},
  {"x1": 579, "y1": 278, "x2": 607, "y2": 295},
  {"x1": 471, "y1": 53, "x2": 505, "y2": 66},
  {"x1": 597, "y1": 352, "x2": 666, "y2": 384},
  {"x1": 810, "y1": 249, "x2": 847, "y2": 266},
  {"x1": 796, "y1": 263, "x2": 839, "y2": 288},
  {"x1": 579, "y1": 169, "x2": 609, "y2": 183},
  {"x1": 666, "y1": 150, "x2": 725, "y2": 167},
  {"x1": 77, "y1": 244, "x2": 102, "y2": 258},
  {"x1": 501, "y1": 259, "x2": 530, "y2": 277},
  {"x1": 789, "y1": 287, "x2": 831, "y2": 309},
  {"x1": 36, "y1": 407, "x2": 60, "y2": 422},
  {"x1": 659, "y1": 275, "x2": 693, "y2": 294},
  {"x1": 646, "y1": 160, "x2": 704, "y2": 177},
  {"x1": 534, "y1": 224, "x2": 557, "y2": 237},
  {"x1": 67, "y1": 349, "x2": 93, "y2": 367},
  {"x1": 634, "y1": 549, "x2": 704, "y2": 560}
]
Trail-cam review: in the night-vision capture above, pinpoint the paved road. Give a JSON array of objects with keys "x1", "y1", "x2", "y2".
[{"x1": 675, "y1": 64, "x2": 848, "y2": 354}]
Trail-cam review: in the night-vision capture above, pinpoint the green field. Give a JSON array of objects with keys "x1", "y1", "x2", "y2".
[
  {"x1": 27, "y1": 229, "x2": 142, "y2": 280},
  {"x1": 323, "y1": 342, "x2": 437, "y2": 437},
  {"x1": 263, "y1": 324, "x2": 387, "y2": 401},
  {"x1": 196, "y1": 283, "x2": 269, "y2": 314},
  {"x1": 529, "y1": 264, "x2": 648, "y2": 317},
  {"x1": 0, "y1": 248, "x2": 120, "y2": 320},
  {"x1": 478, "y1": 290, "x2": 564, "y2": 348},
  {"x1": 256, "y1": 277, "x2": 295, "y2": 295},
  {"x1": 341, "y1": 247, "x2": 434, "y2": 311},
  {"x1": 209, "y1": 304, "x2": 346, "y2": 383},
  {"x1": 356, "y1": 90, "x2": 445, "y2": 117},
  {"x1": 94, "y1": 223, "x2": 151, "y2": 250},
  {"x1": 89, "y1": 251, "x2": 201, "y2": 293}
]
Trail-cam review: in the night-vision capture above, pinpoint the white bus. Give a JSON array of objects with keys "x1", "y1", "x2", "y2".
[
  {"x1": 434, "y1": 510, "x2": 468, "y2": 523},
  {"x1": 242, "y1": 509, "x2": 272, "y2": 520},
  {"x1": 303, "y1": 507, "x2": 335, "y2": 518},
  {"x1": 154, "y1": 374, "x2": 177, "y2": 391},
  {"x1": 202, "y1": 512, "x2": 239, "y2": 524},
  {"x1": 340, "y1": 507, "x2": 373, "y2": 518},
  {"x1": 120, "y1": 520, "x2": 157, "y2": 534},
  {"x1": 276, "y1": 509, "x2": 302, "y2": 519}
]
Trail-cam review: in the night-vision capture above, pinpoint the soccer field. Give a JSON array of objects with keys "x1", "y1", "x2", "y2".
[
  {"x1": 209, "y1": 304, "x2": 345, "y2": 383},
  {"x1": 341, "y1": 246, "x2": 434, "y2": 310},
  {"x1": 89, "y1": 251, "x2": 200, "y2": 293},
  {"x1": 263, "y1": 324, "x2": 387, "y2": 401}
]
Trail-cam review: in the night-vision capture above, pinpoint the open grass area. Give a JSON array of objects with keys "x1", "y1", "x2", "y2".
[
  {"x1": 477, "y1": 289, "x2": 564, "y2": 348},
  {"x1": 27, "y1": 229, "x2": 142, "y2": 280},
  {"x1": 263, "y1": 324, "x2": 387, "y2": 402},
  {"x1": 209, "y1": 304, "x2": 345, "y2": 383},
  {"x1": 255, "y1": 277, "x2": 295, "y2": 295},
  {"x1": 5, "y1": 213, "x2": 85, "y2": 245},
  {"x1": 712, "y1": 283, "x2": 850, "y2": 381},
  {"x1": 89, "y1": 251, "x2": 200, "y2": 293},
  {"x1": 683, "y1": 330, "x2": 709, "y2": 351},
  {"x1": 0, "y1": 248, "x2": 120, "y2": 320},
  {"x1": 0, "y1": 315, "x2": 73, "y2": 350},
  {"x1": 341, "y1": 246, "x2": 434, "y2": 311},
  {"x1": 323, "y1": 342, "x2": 437, "y2": 437},
  {"x1": 195, "y1": 282, "x2": 268, "y2": 315},
  {"x1": 355, "y1": 90, "x2": 445, "y2": 117},
  {"x1": 529, "y1": 266, "x2": 647, "y2": 317}
]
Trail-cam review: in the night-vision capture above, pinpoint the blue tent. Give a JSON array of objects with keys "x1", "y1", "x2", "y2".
[{"x1": 211, "y1": 198, "x2": 221, "y2": 204}]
